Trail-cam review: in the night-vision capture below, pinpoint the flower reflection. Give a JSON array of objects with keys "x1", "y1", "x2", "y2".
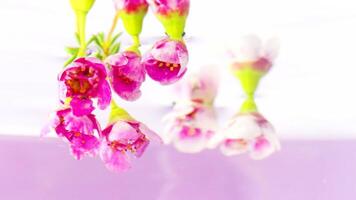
[{"x1": 163, "y1": 66, "x2": 219, "y2": 153}]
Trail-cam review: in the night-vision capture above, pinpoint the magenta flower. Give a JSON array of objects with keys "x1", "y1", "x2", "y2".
[
  {"x1": 59, "y1": 57, "x2": 111, "y2": 115},
  {"x1": 209, "y1": 112, "x2": 280, "y2": 159},
  {"x1": 143, "y1": 38, "x2": 188, "y2": 85},
  {"x1": 100, "y1": 120, "x2": 161, "y2": 172},
  {"x1": 99, "y1": 102, "x2": 161, "y2": 172},
  {"x1": 106, "y1": 51, "x2": 145, "y2": 101},
  {"x1": 43, "y1": 107, "x2": 101, "y2": 160},
  {"x1": 163, "y1": 102, "x2": 217, "y2": 153},
  {"x1": 114, "y1": 0, "x2": 148, "y2": 13},
  {"x1": 150, "y1": 0, "x2": 190, "y2": 16}
]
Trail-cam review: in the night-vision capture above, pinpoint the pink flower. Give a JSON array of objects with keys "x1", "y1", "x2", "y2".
[
  {"x1": 43, "y1": 107, "x2": 101, "y2": 160},
  {"x1": 229, "y1": 35, "x2": 279, "y2": 74},
  {"x1": 100, "y1": 116, "x2": 161, "y2": 172},
  {"x1": 150, "y1": 0, "x2": 190, "y2": 16},
  {"x1": 114, "y1": 0, "x2": 148, "y2": 13},
  {"x1": 143, "y1": 38, "x2": 188, "y2": 85},
  {"x1": 106, "y1": 51, "x2": 145, "y2": 101},
  {"x1": 59, "y1": 57, "x2": 111, "y2": 115},
  {"x1": 209, "y1": 112, "x2": 280, "y2": 159},
  {"x1": 164, "y1": 102, "x2": 217, "y2": 153}
]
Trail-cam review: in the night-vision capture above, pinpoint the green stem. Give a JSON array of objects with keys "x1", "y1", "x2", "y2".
[
  {"x1": 131, "y1": 35, "x2": 140, "y2": 46},
  {"x1": 103, "y1": 11, "x2": 120, "y2": 59},
  {"x1": 240, "y1": 96, "x2": 258, "y2": 113},
  {"x1": 76, "y1": 11, "x2": 87, "y2": 57},
  {"x1": 109, "y1": 100, "x2": 132, "y2": 122}
]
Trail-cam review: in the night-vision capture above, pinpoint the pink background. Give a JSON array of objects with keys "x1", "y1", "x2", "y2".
[{"x1": 0, "y1": 137, "x2": 355, "y2": 200}]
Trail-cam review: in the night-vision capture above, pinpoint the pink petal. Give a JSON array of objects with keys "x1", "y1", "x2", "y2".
[
  {"x1": 100, "y1": 143, "x2": 131, "y2": 172},
  {"x1": 97, "y1": 80, "x2": 111, "y2": 110},
  {"x1": 70, "y1": 97, "x2": 95, "y2": 116}
]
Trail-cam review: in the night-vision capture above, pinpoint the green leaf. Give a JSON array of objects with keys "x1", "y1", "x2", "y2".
[
  {"x1": 93, "y1": 36, "x2": 104, "y2": 51},
  {"x1": 109, "y1": 42, "x2": 121, "y2": 54},
  {"x1": 110, "y1": 32, "x2": 122, "y2": 45},
  {"x1": 65, "y1": 47, "x2": 79, "y2": 56},
  {"x1": 63, "y1": 53, "x2": 77, "y2": 68},
  {"x1": 97, "y1": 32, "x2": 105, "y2": 45},
  {"x1": 86, "y1": 35, "x2": 96, "y2": 46}
]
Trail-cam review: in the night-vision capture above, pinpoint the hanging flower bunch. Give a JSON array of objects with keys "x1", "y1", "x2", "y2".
[
  {"x1": 42, "y1": 0, "x2": 202, "y2": 172},
  {"x1": 163, "y1": 66, "x2": 219, "y2": 153}
]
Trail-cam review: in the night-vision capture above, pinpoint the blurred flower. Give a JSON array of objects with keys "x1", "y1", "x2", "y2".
[
  {"x1": 176, "y1": 65, "x2": 219, "y2": 105},
  {"x1": 59, "y1": 57, "x2": 111, "y2": 114},
  {"x1": 149, "y1": 0, "x2": 190, "y2": 39},
  {"x1": 163, "y1": 67, "x2": 219, "y2": 153},
  {"x1": 42, "y1": 107, "x2": 101, "y2": 160},
  {"x1": 106, "y1": 51, "x2": 145, "y2": 101},
  {"x1": 164, "y1": 102, "x2": 217, "y2": 153},
  {"x1": 143, "y1": 38, "x2": 188, "y2": 85},
  {"x1": 114, "y1": 0, "x2": 148, "y2": 39},
  {"x1": 100, "y1": 101, "x2": 161, "y2": 172},
  {"x1": 210, "y1": 112, "x2": 280, "y2": 160},
  {"x1": 228, "y1": 35, "x2": 279, "y2": 96}
]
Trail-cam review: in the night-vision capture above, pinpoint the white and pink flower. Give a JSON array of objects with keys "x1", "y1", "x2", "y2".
[{"x1": 210, "y1": 112, "x2": 280, "y2": 159}]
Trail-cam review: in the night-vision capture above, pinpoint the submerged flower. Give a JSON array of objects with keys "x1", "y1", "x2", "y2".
[
  {"x1": 100, "y1": 102, "x2": 161, "y2": 172},
  {"x1": 228, "y1": 35, "x2": 279, "y2": 96},
  {"x1": 149, "y1": 0, "x2": 190, "y2": 39},
  {"x1": 143, "y1": 38, "x2": 188, "y2": 85},
  {"x1": 114, "y1": 0, "x2": 148, "y2": 38},
  {"x1": 59, "y1": 57, "x2": 111, "y2": 114},
  {"x1": 43, "y1": 107, "x2": 101, "y2": 160},
  {"x1": 106, "y1": 51, "x2": 145, "y2": 101},
  {"x1": 164, "y1": 102, "x2": 217, "y2": 153},
  {"x1": 210, "y1": 112, "x2": 280, "y2": 159}
]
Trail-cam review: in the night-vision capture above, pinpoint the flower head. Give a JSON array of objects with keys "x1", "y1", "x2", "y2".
[
  {"x1": 143, "y1": 38, "x2": 188, "y2": 85},
  {"x1": 100, "y1": 102, "x2": 161, "y2": 172},
  {"x1": 43, "y1": 107, "x2": 101, "y2": 160},
  {"x1": 210, "y1": 112, "x2": 280, "y2": 159},
  {"x1": 149, "y1": 0, "x2": 190, "y2": 39},
  {"x1": 164, "y1": 102, "x2": 217, "y2": 153},
  {"x1": 59, "y1": 57, "x2": 111, "y2": 114},
  {"x1": 106, "y1": 51, "x2": 145, "y2": 101}
]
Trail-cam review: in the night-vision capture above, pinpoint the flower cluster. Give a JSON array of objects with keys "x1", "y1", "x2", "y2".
[
  {"x1": 45, "y1": 0, "x2": 163, "y2": 171},
  {"x1": 102, "y1": 0, "x2": 190, "y2": 103},
  {"x1": 44, "y1": 82, "x2": 160, "y2": 172}
]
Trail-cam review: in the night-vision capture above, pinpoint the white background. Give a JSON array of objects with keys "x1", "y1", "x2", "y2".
[{"x1": 0, "y1": 0, "x2": 355, "y2": 139}]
